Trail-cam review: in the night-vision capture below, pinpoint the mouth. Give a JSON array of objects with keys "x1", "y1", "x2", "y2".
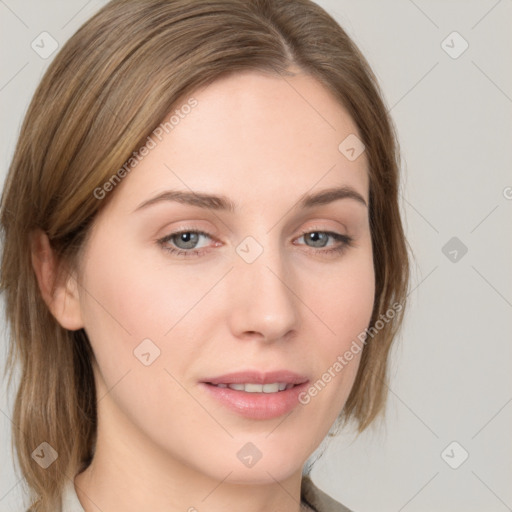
[
  {"x1": 200, "y1": 370, "x2": 309, "y2": 420},
  {"x1": 207, "y1": 382, "x2": 297, "y2": 393}
]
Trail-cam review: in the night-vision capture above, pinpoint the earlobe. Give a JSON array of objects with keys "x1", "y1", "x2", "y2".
[{"x1": 30, "y1": 229, "x2": 84, "y2": 331}]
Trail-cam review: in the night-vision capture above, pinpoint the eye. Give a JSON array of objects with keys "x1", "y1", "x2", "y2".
[
  {"x1": 157, "y1": 230, "x2": 215, "y2": 257},
  {"x1": 295, "y1": 230, "x2": 353, "y2": 256},
  {"x1": 157, "y1": 228, "x2": 353, "y2": 258}
]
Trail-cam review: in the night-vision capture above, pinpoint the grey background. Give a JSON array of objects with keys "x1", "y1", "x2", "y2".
[{"x1": 1, "y1": 1, "x2": 511, "y2": 511}]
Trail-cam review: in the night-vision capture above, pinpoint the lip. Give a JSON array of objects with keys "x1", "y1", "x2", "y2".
[
  {"x1": 203, "y1": 370, "x2": 309, "y2": 386},
  {"x1": 200, "y1": 370, "x2": 309, "y2": 420}
]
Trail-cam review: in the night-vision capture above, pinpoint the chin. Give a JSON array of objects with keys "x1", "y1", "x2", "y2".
[
  {"x1": 221, "y1": 462, "x2": 303, "y2": 485},
  {"x1": 228, "y1": 441, "x2": 308, "y2": 484}
]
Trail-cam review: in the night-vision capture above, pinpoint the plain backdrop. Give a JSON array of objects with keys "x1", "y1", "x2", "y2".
[{"x1": 1, "y1": 1, "x2": 511, "y2": 511}]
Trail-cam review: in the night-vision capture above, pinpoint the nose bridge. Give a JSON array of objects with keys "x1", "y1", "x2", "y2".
[{"x1": 227, "y1": 233, "x2": 300, "y2": 341}]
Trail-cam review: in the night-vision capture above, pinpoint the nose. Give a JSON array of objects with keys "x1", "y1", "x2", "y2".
[{"x1": 226, "y1": 239, "x2": 300, "y2": 343}]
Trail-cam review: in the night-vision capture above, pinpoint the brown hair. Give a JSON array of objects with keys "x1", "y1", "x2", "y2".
[{"x1": 0, "y1": 0, "x2": 409, "y2": 510}]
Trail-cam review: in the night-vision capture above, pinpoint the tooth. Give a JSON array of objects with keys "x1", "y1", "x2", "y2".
[
  {"x1": 224, "y1": 382, "x2": 291, "y2": 393},
  {"x1": 244, "y1": 383, "x2": 263, "y2": 393}
]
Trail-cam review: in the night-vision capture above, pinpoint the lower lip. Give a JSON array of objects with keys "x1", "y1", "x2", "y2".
[{"x1": 200, "y1": 382, "x2": 309, "y2": 420}]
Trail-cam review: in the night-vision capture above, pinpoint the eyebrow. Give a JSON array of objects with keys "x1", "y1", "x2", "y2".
[{"x1": 132, "y1": 185, "x2": 367, "y2": 213}]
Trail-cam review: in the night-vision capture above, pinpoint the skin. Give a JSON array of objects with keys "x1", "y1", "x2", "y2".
[{"x1": 32, "y1": 68, "x2": 375, "y2": 512}]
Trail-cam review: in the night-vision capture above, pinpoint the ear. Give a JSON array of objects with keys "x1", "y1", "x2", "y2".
[{"x1": 30, "y1": 229, "x2": 84, "y2": 331}]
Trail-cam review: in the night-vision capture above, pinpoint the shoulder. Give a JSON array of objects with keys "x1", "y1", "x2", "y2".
[
  {"x1": 301, "y1": 475, "x2": 355, "y2": 512},
  {"x1": 28, "y1": 476, "x2": 352, "y2": 512}
]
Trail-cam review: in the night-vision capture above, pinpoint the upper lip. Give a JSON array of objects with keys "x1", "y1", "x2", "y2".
[{"x1": 203, "y1": 370, "x2": 309, "y2": 386}]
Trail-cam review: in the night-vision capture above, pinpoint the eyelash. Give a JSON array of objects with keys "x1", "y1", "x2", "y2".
[{"x1": 157, "y1": 228, "x2": 354, "y2": 258}]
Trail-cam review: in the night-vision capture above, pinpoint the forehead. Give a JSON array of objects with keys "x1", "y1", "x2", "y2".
[
  {"x1": 173, "y1": 69, "x2": 365, "y2": 168},
  {"x1": 104, "y1": 69, "x2": 369, "y2": 214}
]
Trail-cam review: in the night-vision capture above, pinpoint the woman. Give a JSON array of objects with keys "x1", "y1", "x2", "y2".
[{"x1": 0, "y1": 0, "x2": 409, "y2": 511}]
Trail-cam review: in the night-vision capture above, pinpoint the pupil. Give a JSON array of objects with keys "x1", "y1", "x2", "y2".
[
  {"x1": 308, "y1": 232, "x2": 326, "y2": 247},
  {"x1": 177, "y1": 232, "x2": 198, "y2": 249}
]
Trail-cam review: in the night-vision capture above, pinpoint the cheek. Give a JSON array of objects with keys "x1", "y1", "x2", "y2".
[
  {"x1": 300, "y1": 247, "x2": 375, "y2": 408},
  {"x1": 308, "y1": 246, "x2": 375, "y2": 344},
  {"x1": 77, "y1": 233, "x2": 223, "y2": 405},
  {"x1": 76, "y1": 239, "x2": 205, "y2": 442},
  {"x1": 79, "y1": 233, "x2": 207, "y2": 341}
]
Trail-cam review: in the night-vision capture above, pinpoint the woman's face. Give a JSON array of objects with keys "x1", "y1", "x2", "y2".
[{"x1": 75, "y1": 69, "x2": 374, "y2": 483}]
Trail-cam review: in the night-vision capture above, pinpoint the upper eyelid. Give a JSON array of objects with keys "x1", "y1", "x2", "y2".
[
  {"x1": 160, "y1": 226, "x2": 347, "y2": 237},
  {"x1": 159, "y1": 227, "x2": 348, "y2": 246}
]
